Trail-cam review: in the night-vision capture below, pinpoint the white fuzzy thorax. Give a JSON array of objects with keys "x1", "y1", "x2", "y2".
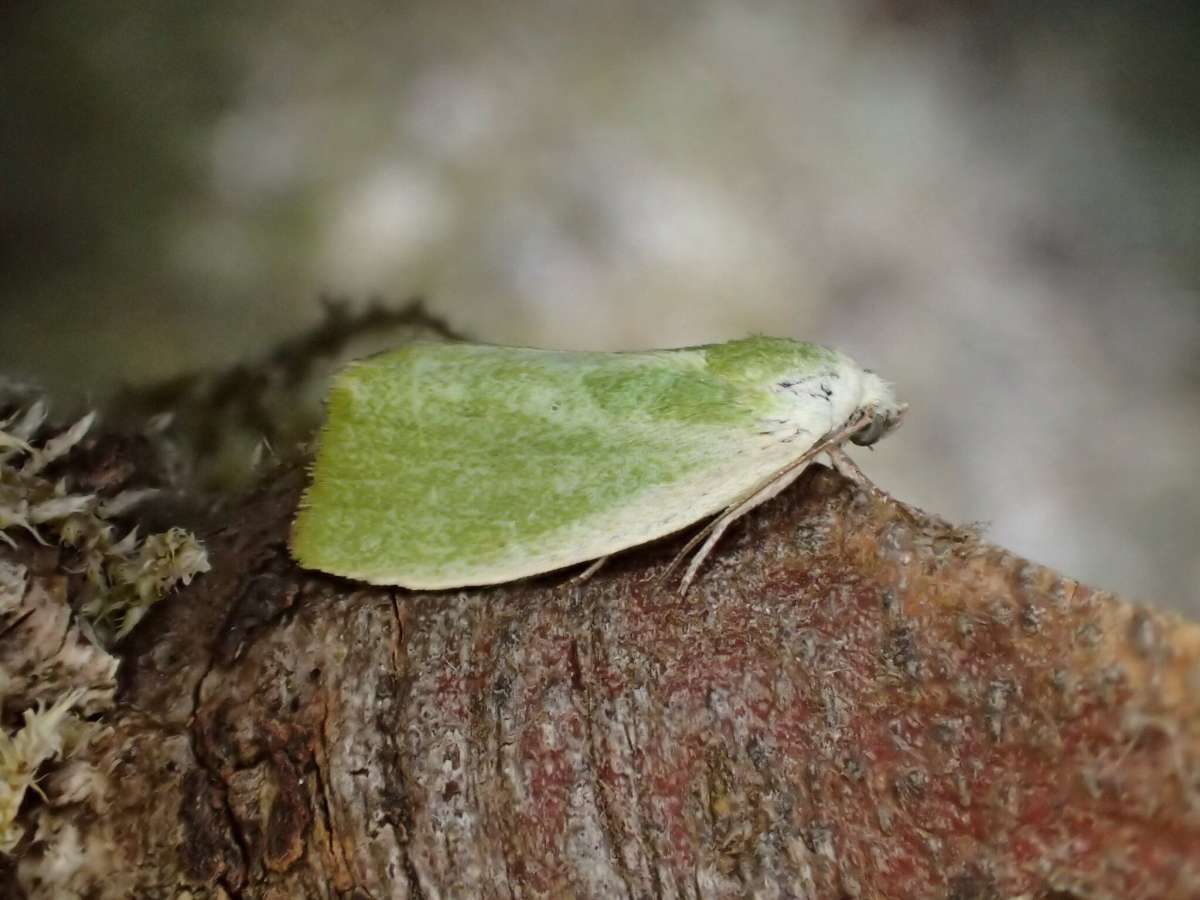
[{"x1": 859, "y1": 370, "x2": 904, "y2": 419}]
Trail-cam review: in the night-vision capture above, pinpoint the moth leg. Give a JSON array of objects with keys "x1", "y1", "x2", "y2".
[
  {"x1": 676, "y1": 516, "x2": 738, "y2": 597},
  {"x1": 827, "y1": 445, "x2": 920, "y2": 522},
  {"x1": 660, "y1": 517, "x2": 720, "y2": 583},
  {"x1": 568, "y1": 555, "x2": 609, "y2": 585},
  {"x1": 670, "y1": 413, "x2": 881, "y2": 595},
  {"x1": 678, "y1": 462, "x2": 813, "y2": 596},
  {"x1": 826, "y1": 445, "x2": 878, "y2": 491},
  {"x1": 662, "y1": 435, "x2": 843, "y2": 583}
]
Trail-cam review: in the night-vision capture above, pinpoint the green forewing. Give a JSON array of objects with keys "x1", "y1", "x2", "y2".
[{"x1": 291, "y1": 338, "x2": 840, "y2": 587}]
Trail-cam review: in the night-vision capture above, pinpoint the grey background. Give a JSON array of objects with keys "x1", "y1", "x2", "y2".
[{"x1": 2, "y1": 1, "x2": 1197, "y2": 612}]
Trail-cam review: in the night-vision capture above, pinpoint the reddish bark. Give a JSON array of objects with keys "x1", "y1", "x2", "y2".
[{"x1": 13, "y1": 464, "x2": 1200, "y2": 898}]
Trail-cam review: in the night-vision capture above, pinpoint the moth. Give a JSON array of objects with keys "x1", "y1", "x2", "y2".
[{"x1": 290, "y1": 337, "x2": 905, "y2": 594}]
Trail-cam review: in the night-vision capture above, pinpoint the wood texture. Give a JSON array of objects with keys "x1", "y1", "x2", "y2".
[{"x1": 12, "y1": 463, "x2": 1200, "y2": 899}]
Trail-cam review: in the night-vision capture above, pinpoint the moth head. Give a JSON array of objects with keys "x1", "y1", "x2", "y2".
[{"x1": 851, "y1": 371, "x2": 906, "y2": 447}]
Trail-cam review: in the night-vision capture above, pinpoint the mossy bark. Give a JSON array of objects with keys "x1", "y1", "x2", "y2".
[{"x1": 10, "y1": 459, "x2": 1200, "y2": 898}]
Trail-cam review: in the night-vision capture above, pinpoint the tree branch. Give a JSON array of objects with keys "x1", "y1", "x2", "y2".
[{"x1": 9, "y1": 449, "x2": 1198, "y2": 898}]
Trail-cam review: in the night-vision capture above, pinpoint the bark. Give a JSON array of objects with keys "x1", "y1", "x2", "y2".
[{"x1": 9, "y1": 456, "x2": 1200, "y2": 899}]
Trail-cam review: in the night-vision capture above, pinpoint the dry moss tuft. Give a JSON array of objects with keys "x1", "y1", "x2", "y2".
[
  {"x1": 1, "y1": 408, "x2": 210, "y2": 643},
  {"x1": 0, "y1": 402, "x2": 210, "y2": 859}
]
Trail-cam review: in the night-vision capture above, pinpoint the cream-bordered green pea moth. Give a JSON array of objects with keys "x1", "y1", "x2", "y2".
[{"x1": 290, "y1": 337, "x2": 904, "y2": 594}]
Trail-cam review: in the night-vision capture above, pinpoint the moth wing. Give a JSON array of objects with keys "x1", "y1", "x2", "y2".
[{"x1": 291, "y1": 343, "x2": 829, "y2": 588}]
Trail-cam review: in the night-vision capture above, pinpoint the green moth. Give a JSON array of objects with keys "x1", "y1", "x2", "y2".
[{"x1": 290, "y1": 337, "x2": 904, "y2": 594}]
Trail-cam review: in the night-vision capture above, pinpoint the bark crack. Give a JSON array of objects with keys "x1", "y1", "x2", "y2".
[
  {"x1": 387, "y1": 592, "x2": 428, "y2": 900},
  {"x1": 185, "y1": 605, "x2": 250, "y2": 892},
  {"x1": 310, "y1": 691, "x2": 358, "y2": 895},
  {"x1": 573, "y1": 614, "x2": 636, "y2": 898},
  {"x1": 625, "y1": 716, "x2": 667, "y2": 900},
  {"x1": 484, "y1": 607, "x2": 522, "y2": 900}
]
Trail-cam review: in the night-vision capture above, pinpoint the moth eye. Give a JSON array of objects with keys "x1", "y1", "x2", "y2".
[{"x1": 850, "y1": 415, "x2": 888, "y2": 447}]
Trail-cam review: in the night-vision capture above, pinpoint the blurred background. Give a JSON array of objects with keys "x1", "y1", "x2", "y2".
[{"x1": 2, "y1": 1, "x2": 1197, "y2": 612}]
